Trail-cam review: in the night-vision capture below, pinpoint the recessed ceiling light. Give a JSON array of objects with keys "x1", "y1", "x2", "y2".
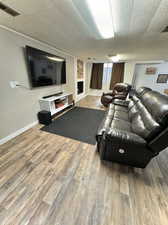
[
  {"x1": 110, "y1": 55, "x2": 120, "y2": 62},
  {"x1": 86, "y1": 0, "x2": 114, "y2": 39}
]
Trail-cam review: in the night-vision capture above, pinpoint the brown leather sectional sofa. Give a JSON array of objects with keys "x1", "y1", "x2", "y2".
[{"x1": 96, "y1": 85, "x2": 168, "y2": 168}]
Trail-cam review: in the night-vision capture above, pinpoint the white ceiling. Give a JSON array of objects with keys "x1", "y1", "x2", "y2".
[{"x1": 1, "y1": 0, "x2": 168, "y2": 61}]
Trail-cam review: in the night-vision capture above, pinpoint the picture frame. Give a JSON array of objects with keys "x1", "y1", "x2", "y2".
[
  {"x1": 145, "y1": 67, "x2": 157, "y2": 75},
  {"x1": 156, "y1": 74, "x2": 168, "y2": 83},
  {"x1": 77, "y1": 59, "x2": 84, "y2": 79}
]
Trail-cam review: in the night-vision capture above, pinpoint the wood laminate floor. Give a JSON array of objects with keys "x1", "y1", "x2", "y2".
[{"x1": 0, "y1": 95, "x2": 168, "y2": 225}]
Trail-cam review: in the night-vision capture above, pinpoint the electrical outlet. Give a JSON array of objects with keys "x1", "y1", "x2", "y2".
[{"x1": 9, "y1": 81, "x2": 19, "y2": 88}]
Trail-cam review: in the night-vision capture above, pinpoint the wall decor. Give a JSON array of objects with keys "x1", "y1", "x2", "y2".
[
  {"x1": 157, "y1": 74, "x2": 168, "y2": 83},
  {"x1": 145, "y1": 67, "x2": 157, "y2": 75},
  {"x1": 164, "y1": 89, "x2": 168, "y2": 95},
  {"x1": 77, "y1": 59, "x2": 84, "y2": 79}
]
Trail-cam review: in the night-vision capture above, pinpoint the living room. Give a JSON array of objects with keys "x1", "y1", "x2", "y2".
[{"x1": 0, "y1": 0, "x2": 168, "y2": 224}]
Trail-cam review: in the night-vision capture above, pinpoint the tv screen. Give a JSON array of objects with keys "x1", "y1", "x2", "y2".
[{"x1": 26, "y1": 46, "x2": 66, "y2": 88}]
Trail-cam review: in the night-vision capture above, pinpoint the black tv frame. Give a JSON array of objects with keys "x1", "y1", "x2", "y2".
[{"x1": 25, "y1": 45, "x2": 66, "y2": 89}]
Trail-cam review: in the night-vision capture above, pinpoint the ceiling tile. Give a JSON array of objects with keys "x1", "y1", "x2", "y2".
[
  {"x1": 147, "y1": 0, "x2": 168, "y2": 32},
  {"x1": 130, "y1": 0, "x2": 161, "y2": 34}
]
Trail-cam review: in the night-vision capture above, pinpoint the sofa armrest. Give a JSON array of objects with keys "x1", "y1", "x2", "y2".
[
  {"x1": 101, "y1": 93, "x2": 114, "y2": 107},
  {"x1": 148, "y1": 126, "x2": 168, "y2": 154},
  {"x1": 112, "y1": 99, "x2": 129, "y2": 107},
  {"x1": 99, "y1": 128, "x2": 155, "y2": 168},
  {"x1": 102, "y1": 92, "x2": 113, "y2": 96},
  {"x1": 96, "y1": 114, "x2": 111, "y2": 142},
  {"x1": 99, "y1": 128, "x2": 147, "y2": 159}
]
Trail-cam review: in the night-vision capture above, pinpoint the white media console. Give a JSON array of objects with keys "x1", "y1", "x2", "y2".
[{"x1": 39, "y1": 93, "x2": 74, "y2": 116}]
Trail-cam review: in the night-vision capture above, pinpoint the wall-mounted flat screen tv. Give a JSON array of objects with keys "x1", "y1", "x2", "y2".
[{"x1": 26, "y1": 46, "x2": 66, "y2": 88}]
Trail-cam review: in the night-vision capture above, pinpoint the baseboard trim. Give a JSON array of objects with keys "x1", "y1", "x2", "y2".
[{"x1": 0, "y1": 121, "x2": 38, "y2": 145}]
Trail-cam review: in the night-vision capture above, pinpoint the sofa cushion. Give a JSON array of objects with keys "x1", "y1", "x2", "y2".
[
  {"x1": 97, "y1": 102, "x2": 130, "y2": 138},
  {"x1": 128, "y1": 97, "x2": 161, "y2": 140},
  {"x1": 113, "y1": 110, "x2": 129, "y2": 121},
  {"x1": 107, "y1": 103, "x2": 129, "y2": 121},
  {"x1": 114, "y1": 105, "x2": 128, "y2": 113},
  {"x1": 135, "y1": 100, "x2": 161, "y2": 138},
  {"x1": 136, "y1": 87, "x2": 152, "y2": 97},
  {"x1": 110, "y1": 118, "x2": 131, "y2": 132}
]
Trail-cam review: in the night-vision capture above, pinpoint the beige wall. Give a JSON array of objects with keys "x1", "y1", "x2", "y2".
[
  {"x1": 124, "y1": 62, "x2": 136, "y2": 84},
  {"x1": 0, "y1": 27, "x2": 76, "y2": 140},
  {"x1": 134, "y1": 63, "x2": 168, "y2": 94}
]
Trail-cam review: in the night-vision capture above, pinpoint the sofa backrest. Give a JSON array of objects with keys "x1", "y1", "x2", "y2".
[
  {"x1": 128, "y1": 98, "x2": 161, "y2": 141},
  {"x1": 140, "y1": 90, "x2": 168, "y2": 126},
  {"x1": 136, "y1": 87, "x2": 152, "y2": 97},
  {"x1": 112, "y1": 83, "x2": 131, "y2": 98},
  {"x1": 129, "y1": 87, "x2": 168, "y2": 153},
  {"x1": 113, "y1": 83, "x2": 131, "y2": 92}
]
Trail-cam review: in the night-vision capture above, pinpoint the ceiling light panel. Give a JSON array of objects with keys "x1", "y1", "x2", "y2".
[{"x1": 86, "y1": 0, "x2": 114, "y2": 39}]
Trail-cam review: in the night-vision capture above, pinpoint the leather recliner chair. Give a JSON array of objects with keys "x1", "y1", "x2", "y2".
[
  {"x1": 96, "y1": 87, "x2": 168, "y2": 168},
  {"x1": 101, "y1": 83, "x2": 131, "y2": 107}
]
